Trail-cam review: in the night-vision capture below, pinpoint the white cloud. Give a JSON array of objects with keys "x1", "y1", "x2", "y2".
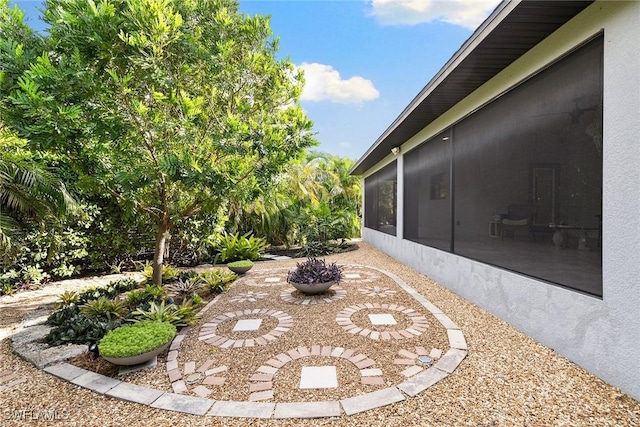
[
  {"x1": 298, "y1": 62, "x2": 380, "y2": 104},
  {"x1": 368, "y1": 0, "x2": 502, "y2": 30}
]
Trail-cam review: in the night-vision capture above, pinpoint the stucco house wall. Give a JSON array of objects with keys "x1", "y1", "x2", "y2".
[{"x1": 360, "y1": 1, "x2": 640, "y2": 400}]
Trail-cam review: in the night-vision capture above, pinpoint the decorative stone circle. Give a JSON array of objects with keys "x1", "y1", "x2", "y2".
[
  {"x1": 279, "y1": 286, "x2": 347, "y2": 305},
  {"x1": 336, "y1": 303, "x2": 429, "y2": 340},
  {"x1": 198, "y1": 308, "x2": 293, "y2": 348},
  {"x1": 165, "y1": 330, "x2": 229, "y2": 397},
  {"x1": 357, "y1": 286, "x2": 397, "y2": 297},
  {"x1": 166, "y1": 359, "x2": 229, "y2": 397},
  {"x1": 392, "y1": 347, "x2": 443, "y2": 379},
  {"x1": 339, "y1": 266, "x2": 381, "y2": 283},
  {"x1": 242, "y1": 268, "x2": 289, "y2": 287},
  {"x1": 247, "y1": 345, "x2": 384, "y2": 401},
  {"x1": 229, "y1": 291, "x2": 269, "y2": 303}
]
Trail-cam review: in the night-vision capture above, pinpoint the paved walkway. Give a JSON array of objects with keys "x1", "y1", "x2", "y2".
[{"x1": 5, "y1": 263, "x2": 467, "y2": 420}]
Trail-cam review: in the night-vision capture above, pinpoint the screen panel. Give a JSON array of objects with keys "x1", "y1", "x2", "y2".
[
  {"x1": 453, "y1": 36, "x2": 603, "y2": 296},
  {"x1": 364, "y1": 161, "x2": 397, "y2": 235},
  {"x1": 404, "y1": 131, "x2": 452, "y2": 250}
]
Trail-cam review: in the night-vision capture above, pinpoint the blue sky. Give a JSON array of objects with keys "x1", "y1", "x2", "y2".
[{"x1": 12, "y1": 0, "x2": 500, "y2": 160}]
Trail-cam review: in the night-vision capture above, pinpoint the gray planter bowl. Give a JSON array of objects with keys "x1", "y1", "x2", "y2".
[
  {"x1": 228, "y1": 264, "x2": 253, "y2": 275},
  {"x1": 102, "y1": 342, "x2": 171, "y2": 366},
  {"x1": 289, "y1": 280, "x2": 335, "y2": 295}
]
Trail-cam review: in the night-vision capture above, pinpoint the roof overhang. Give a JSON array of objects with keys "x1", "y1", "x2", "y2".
[{"x1": 350, "y1": 0, "x2": 594, "y2": 176}]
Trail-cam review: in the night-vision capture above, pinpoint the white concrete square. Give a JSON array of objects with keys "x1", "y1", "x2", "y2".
[
  {"x1": 232, "y1": 318, "x2": 262, "y2": 332},
  {"x1": 368, "y1": 313, "x2": 397, "y2": 325},
  {"x1": 265, "y1": 277, "x2": 280, "y2": 283},
  {"x1": 345, "y1": 273, "x2": 361, "y2": 279},
  {"x1": 299, "y1": 366, "x2": 337, "y2": 389}
]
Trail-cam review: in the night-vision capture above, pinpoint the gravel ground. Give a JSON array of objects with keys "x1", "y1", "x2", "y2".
[{"x1": 1, "y1": 242, "x2": 639, "y2": 426}]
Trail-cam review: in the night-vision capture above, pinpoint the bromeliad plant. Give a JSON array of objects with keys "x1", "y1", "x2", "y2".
[
  {"x1": 164, "y1": 278, "x2": 202, "y2": 303},
  {"x1": 129, "y1": 301, "x2": 201, "y2": 327},
  {"x1": 287, "y1": 258, "x2": 342, "y2": 285},
  {"x1": 209, "y1": 232, "x2": 268, "y2": 263},
  {"x1": 197, "y1": 269, "x2": 237, "y2": 293}
]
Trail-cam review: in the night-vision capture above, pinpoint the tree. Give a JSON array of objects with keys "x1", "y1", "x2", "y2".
[
  {"x1": 0, "y1": 0, "x2": 315, "y2": 284},
  {"x1": 0, "y1": 124, "x2": 76, "y2": 252},
  {"x1": 230, "y1": 152, "x2": 362, "y2": 248}
]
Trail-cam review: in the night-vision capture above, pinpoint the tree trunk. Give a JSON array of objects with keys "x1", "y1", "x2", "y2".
[{"x1": 152, "y1": 221, "x2": 170, "y2": 285}]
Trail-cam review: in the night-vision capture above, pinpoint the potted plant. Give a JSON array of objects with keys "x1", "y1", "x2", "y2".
[
  {"x1": 98, "y1": 320, "x2": 177, "y2": 366},
  {"x1": 287, "y1": 257, "x2": 342, "y2": 295},
  {"x1": 227, "y1": 260, "x2": 254, "y2": 275}
]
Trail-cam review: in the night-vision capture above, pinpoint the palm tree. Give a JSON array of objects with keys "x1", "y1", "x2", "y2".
[
  {"x1": 228, "y1": 151, "x2": 362, "y2": 246},
  {"x1": 0, "y1": 128, "x2": 76, "y2": 250}
]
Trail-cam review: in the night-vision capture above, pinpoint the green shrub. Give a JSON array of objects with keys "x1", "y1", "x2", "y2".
[
  {"x1": 80, "y1": 296, "x2": 127, "y2": 322},
  {"x1": 141, "y1": 262, "x2": 181, "y2": 283},
  {"x1": 165, "y1": 278, "x2": 201, "y2": 301},
  {"x1": 112, "y1": 278, "x2": 141, "y2": 292},
  {"x1": 76, "y1": 278, "x2": 140, "y2": 305},
  {"x1": 21, "y1": 265, "x2": 49, "y2": 286},
  {"x1": 45, "y1": 304, "x2": 121, "y2": 345},
  {"x1": 210, "y1": 232, "x2": 267, "y2": 263},
  {"x1": 0, "y1": 270, "x2": 19, "y2": 295},
  {"x1": 197, "y1": 270, "x2": 237, "y2": 293},
  {"x1": 19, "y1": 227, "x2": 88, "y2": 280},
  {"x1": 54, "y1": 290, "x2": 79, "y2": 309},
  {"x1": 0, "y1": 283, "x2": 16, "y2": 295},
  {"x1": 296, "y1": 241, "x2": 333, "y2": 257},
  {"x1": 142, "y1": 284, "x2": 166, "y2": 301},
  {"x1": 98, "y1": 321, "x2": 176, "y2": 358},
  {"x1": 129, "y1": 301, "x2": 201, "y2": 327},
  {"x1": 45, "y1": 278, "x2": 140, "y2": 345},
  {"x1": 176, "y1": 270, "x2": 199, "y2": 282},
  {"x1": 124, "y1": 284, "x2": 166, "y2": 308}
]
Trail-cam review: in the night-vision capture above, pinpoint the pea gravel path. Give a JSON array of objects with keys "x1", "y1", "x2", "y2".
[{"x1": 1, "y1": 243, "x2": 638, "y2": 426}]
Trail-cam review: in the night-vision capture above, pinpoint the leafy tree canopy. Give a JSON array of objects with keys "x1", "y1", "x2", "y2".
[{"x1": 0, "y1": 0, "x2": 316, "y2": 283}]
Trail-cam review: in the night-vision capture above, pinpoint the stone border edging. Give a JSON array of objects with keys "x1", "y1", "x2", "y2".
[{"x1": 24, "y1": 265, "x2": 468, "y2": 419}]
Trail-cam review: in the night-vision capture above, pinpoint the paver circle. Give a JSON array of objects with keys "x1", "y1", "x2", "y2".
[
  {"x1": 339, "y1": 266, "x2": 381, "y2": 283},
  {"x1": 198, "y1": 308, "x2": 293, "y2": 348},
  {"x1": 247, "y1": 345, "x2": 384, "y2": 402},
  {"x1": 336, "y1": 303, "x2": 430, "y2": 340},
  {"x1": 242, "y1": 268, "x2": 289, "y2": 287}
]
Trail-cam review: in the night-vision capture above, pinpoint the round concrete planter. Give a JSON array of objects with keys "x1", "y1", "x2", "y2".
[
  {"x1": 227, "y1": 261, "x2": 254, "y2": 275},
  {"x1": 102, "y1": 342, "x2": 171, "y2": 366},
  {"x1": 228, "y1": 264, "x2": 253, "y2": 275},
  {"x1": 289, "y1": 280, "x2": 335, "y2": 295}
]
